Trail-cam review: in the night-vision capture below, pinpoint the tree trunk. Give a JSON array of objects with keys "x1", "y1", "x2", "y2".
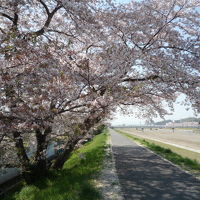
[
  {"x1": 52, "y1": 137, "x2": 80, "y2": 169},
  {"x1": 31, "y1": 127, "x2": 51, "y2": 179},
  {"x1": 13, "y1": 131, "x2": 31, "y2": 181},
  {"x1": 13, "y1": 127, "x2": 52, "y2": 183}
]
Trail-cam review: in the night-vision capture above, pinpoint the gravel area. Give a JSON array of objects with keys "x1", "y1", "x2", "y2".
[{"x1": 96, "y1": 134, "x2": 124, "y2": 200}]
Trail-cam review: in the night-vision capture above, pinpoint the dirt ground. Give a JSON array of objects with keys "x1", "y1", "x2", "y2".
[{"x1": 118, "y1": 128, "x2": 200, "y2": 152}]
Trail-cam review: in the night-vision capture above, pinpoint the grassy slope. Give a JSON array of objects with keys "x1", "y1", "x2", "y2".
[
  {"x1": 116, "y1": 130, "x2": 200, "y2": 177},
  {"x1": 118, "y1": 129, "x2": 200, "y2": 163},
  {"x1": 3, "y1": 131, "x2": 108, "y2": 200}
]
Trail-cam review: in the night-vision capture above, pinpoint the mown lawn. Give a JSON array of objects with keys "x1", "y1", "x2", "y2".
[
  {"x1": 3, "y1": 130, "x2": 108, "y2": 200},
  {"x1": 116, "y1": 130, "x2": 200, "y2": 177}
]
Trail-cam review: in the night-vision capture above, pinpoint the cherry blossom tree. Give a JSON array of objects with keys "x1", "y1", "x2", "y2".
[
  {"x1": 0, "y1": 0, "x2": 116, "y2": 180},
  {"x1": 98, "y1": 0, "x2": 200, "y2": 115},
  {"x1": 0, "y1": 0, "x2": 199, "y2": 182}
]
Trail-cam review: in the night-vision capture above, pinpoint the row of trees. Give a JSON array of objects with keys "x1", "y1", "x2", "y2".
[{"x1": 0, "y1": 0, "x2": 199, "y2": 183}]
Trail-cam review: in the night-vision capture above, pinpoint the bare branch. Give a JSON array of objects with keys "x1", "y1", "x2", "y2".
[
  {"x1": 122, "y1": 75, "x2": 159, "y2": 82},
  {"x1": 34, "y1": 4, "x2": 62, "y2": 36},
  {"x1": 38, "y1": 0, "x2": 50, "y2": 15},
  {"x1": 0, "y1": 12, "x2": 13, "y2": 21},
  {"x1": 58, "y1": 104, "x2": 88, "y2": 115},
  {"x1": 142, "y1": 5, "x2": 185, "y2": 51},
  {"x1": 12, "y1": 12, "x2": 18, "y2": 29},
  {"x1": 142, "y1": 16, "x2": 177, "y2": 51},
  {"x1": 130, "y1": 34, "x2": 143, "y2": 50},
  {"x1": 156, "y1": 45, "x2": 199, "y2": 57},
  {"x1": 47, "y1": 29, "x2": 75, "y2": 37},
  {"x1": 0, "y1": 27, "x2": 6, "y2": 34}
]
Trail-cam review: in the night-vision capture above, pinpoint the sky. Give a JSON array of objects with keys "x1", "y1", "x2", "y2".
[{"x1": 110, "y1": 94, "x2": 200, "y2": 126}]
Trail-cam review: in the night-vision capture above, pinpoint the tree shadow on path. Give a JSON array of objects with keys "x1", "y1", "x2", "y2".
[{"x1": 113, "y1": 145, "x2": 200, "y2": 200}]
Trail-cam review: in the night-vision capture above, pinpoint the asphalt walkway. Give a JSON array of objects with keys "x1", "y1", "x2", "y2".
[{"x1": 110, "y1": 129, "x2": 200, "y2": 200}]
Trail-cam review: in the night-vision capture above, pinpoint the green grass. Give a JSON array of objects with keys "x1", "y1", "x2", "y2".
[
  {"x1": 118, "y1": 128, "x2": 200, "y2": 162},
  {"x1": 3, "y1": 130, "x2": 108, "y2": 200},
  {"x1": 116, "y1": 130, "x2": 200, "y2": 175}
]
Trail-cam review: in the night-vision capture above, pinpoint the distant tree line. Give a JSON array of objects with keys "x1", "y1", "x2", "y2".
[{"x1": 153, "y1": 118, "x2": 200, "y2": 126}]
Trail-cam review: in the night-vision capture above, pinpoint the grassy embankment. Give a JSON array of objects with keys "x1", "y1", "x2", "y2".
[
  {"x1": 116, "y1": 129, "x2": 200, "y2": 177},
  {"x1": 3, "y1": 130, "x2": 108, "y2": 200},
  {"x1": 118, "y1": 129, "x2": 200, "y2": 163}
]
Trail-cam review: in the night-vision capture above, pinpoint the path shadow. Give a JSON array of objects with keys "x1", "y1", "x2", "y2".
[{"x1": 112, "y1": 145, "x2": 200, "y2": 200}]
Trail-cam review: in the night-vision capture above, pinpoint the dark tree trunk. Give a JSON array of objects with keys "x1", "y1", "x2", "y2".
[
  {"x1": 13, "y1": 131, "x2": 31, "y2": 182},
  {"x1": 52, "y1": 137, "x2": 80, "y2": 169},
  {"x1": 13, "y1": 131, "x2": 30, "y2": 170},
  {"x1": 34, "y1": 128, "x2": 51, "y2": 171}
]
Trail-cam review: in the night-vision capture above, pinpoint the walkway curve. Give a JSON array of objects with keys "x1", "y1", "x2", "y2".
[{"x1": 110, "y1": 129, "x2": 200, "y2": 200}]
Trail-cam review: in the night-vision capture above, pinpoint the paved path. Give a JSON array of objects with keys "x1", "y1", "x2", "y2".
[{"x1": 110, "y1": 129, "x2": 200, "y2": 200}]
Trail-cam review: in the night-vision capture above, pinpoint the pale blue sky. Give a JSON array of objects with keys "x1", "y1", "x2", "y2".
[{"x1": 110, "y1": 94, "x2": 199, "y2": 125}]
